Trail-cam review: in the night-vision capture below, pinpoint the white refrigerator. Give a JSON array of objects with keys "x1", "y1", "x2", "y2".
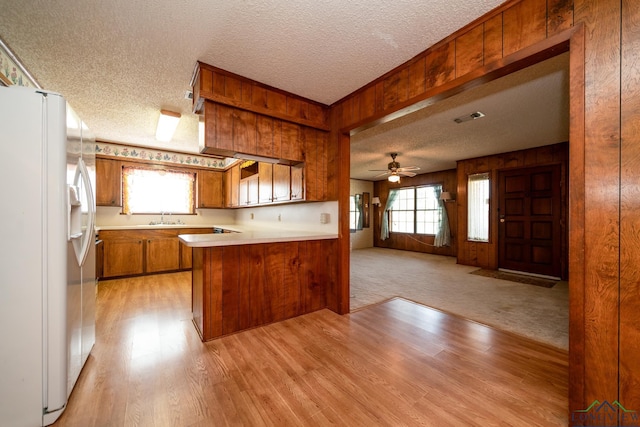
[{"x1": 0, "y1": 86, "x2": 96, "y2": 426}]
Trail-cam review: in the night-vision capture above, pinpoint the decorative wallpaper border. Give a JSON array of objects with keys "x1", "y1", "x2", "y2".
[
  {"x1": 95, "y1": 142, "x2": 234, "y2": 170},
  {"x1": 0, "y1": 38, "x2": 39, "y2": 88}
]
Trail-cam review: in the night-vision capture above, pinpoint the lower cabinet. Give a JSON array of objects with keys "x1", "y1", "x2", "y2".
[
  {"x1": 146, "y1": 237, "x2": 180, "y2": 273},
  {"x1": 103, "y1": 238, "x2": 144, "y2": 277},
  {"x1": 99, "y1": 228, "x2": 212, "y2": 279}
]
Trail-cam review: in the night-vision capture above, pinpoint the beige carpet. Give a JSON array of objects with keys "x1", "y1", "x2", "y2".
[{"x1": 349, "y1": 247, "x2": 568, "y2": 350}]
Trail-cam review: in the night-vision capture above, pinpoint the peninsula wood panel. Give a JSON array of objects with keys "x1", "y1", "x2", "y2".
[
  {"x1": 620, "y1": 0, "x2": 640, "y2": 412},
  {"x1": 192, "y1": 239, "x2": 337, "y2": 341},
  {"x1": 332, "y1": 0, "x2": 574, "y2": 131},
  {"x1": 194, "y1": 62, "x2": 329, "y2": 130}
]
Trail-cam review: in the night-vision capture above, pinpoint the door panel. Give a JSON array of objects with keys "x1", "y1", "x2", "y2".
[{"x1": 498, "y1": 165, "x2": 562, "y2": 278}]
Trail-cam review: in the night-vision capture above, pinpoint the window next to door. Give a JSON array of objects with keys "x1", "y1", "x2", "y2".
[{"x1": 467, "y1": 172, "x2": 490, "y2": 242}]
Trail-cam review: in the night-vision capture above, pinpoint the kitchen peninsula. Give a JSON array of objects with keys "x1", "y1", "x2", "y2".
[{"x1": 179, "y1": 227, "x2": 338, "y2": 341}]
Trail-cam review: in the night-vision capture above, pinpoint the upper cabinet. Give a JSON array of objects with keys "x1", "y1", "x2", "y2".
[
  {"x1": 201, "y1": 101, "x2": 306, "y2": 164},
  {"x1": 96, "y1": 157, "x2": 122, "y2": 207},
  {"x1": 191, "y1": 62, "x2": 329, "y2": 131},
  {"x1": 224, "y1": 164, "x2": 240, "y2": 208},
  {"x1": 197, "y1": 170, "x2": 224, "y2": 209},
  {"x1": 272, "y1": 164, "x2": 291, "y2": 203}
]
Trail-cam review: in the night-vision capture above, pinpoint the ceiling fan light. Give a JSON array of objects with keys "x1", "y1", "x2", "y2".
[{"x1": 388, "y1": 174, "x2": 400, "y2": 183}]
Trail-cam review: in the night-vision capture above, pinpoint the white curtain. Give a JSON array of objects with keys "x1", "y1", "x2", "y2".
[
  {"x1": 467, "y1": 173, "x2": 490, "y2": 242},
  {"x1": 380, "y1": 189, "x2": 400, "y2": 240},
  {"x1": 434, "y1": 187, "x2": 451, "y2": 247}
]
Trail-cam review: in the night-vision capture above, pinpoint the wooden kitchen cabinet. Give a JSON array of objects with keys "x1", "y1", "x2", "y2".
[
  {"x1": 258, "y1": 163, "x2": 273, "y2": 204},
  {"x1": 99, "y1": 228, "x2": 212, "y2": 279},
  {"x1": 224, "y1": 164, "x2": 240, "y2": 207},
  {"x1": 259, "y1": 162, "x2": 291, "y2": 204},
  {"x1": 197, "y1": 170, "x2": 224, "y2": 208},
  {"x1": 272, "y1": 164, "x2": 291, "y2": 202},
  {"x1": 239, "y1": 174, "x2": 259, "y2": 206},
  {"x1": 291, "y1": 164, "x2": 304, "y2": 201},
  {"x1": 96, "y1": 157, "x2": 122, "y2": 207},
  {"x1": 102, "y1": 238, "x2": 144, "y2": 278},
  {"x1": 146, "y1": 237, "x2": 180, "y2": 273},
  {"x1": 280, "y1": 121, "x2": 304, "y2": 162}
]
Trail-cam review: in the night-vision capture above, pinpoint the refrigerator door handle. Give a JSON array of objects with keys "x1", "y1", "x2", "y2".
[{"x1": 71, "y1": 157, "x2": 95, "y2": 267}]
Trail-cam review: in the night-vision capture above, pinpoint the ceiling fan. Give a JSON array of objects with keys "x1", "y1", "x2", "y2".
[{"x1": 370, "y1": 153, "x2": 420, "y2": 182}]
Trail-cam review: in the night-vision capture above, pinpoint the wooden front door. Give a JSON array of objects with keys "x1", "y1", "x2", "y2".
[{"x1": 498, "y1": 165, "x2": 562, "y2": 278}]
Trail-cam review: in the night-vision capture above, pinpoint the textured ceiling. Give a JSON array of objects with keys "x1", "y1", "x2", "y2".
[
  {"x1": 0, "y1": 0, "x2": 505, "y2": 155},
  {"x1": 351, "y1": 53, "x2": 570, "y2": 180}
]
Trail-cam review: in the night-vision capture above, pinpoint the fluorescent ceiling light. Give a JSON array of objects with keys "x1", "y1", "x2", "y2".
[{"x1": 156, "y1": 109, "x2": 181, "y2": 142}]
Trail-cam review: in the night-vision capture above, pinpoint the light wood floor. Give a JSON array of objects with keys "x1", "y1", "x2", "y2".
[{"x1": 54, "y1": 271, "x2": 568, "y2": 426}]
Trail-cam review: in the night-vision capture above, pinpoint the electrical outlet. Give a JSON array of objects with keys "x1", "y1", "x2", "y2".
[
  {"x1": 250, "y1": 213, "x2": 254, "y2": 220},
  {"x1": 278, "y1": 214, "x2": 281, "y2": 221}
]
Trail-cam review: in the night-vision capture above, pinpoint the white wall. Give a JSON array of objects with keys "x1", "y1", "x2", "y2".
[
  {"x1": 350, "y1": 179, "x2": 374, "y2": 249},
  {"x1": 96, "y1": 206, "x2": 236, "y2": 227},
  {"x1": 97, "y1": 201, "x2": 339, "y2": 233},
  {"x1": 234, "y1": 201, "x2": 338, "y2": 233}
]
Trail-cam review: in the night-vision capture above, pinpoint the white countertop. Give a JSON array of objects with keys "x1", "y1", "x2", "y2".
[
  {"x1": 178, "y1": 226, "x2": 338, "y2": 247},
  {"x1": 96, "y1": 224, "x2": 224, "y2": 231}
]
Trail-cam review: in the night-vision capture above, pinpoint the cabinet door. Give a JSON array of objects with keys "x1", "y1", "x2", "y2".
[
  {"x1": 258, "y1": 163, "x2": 273, "y2": 204},
  {"x1": 96, "y1": 158, "x2": 122, "y2": 207},
  {"x1": 291, "y1": 165, "x2": 304, "y2": 201},
  {"x1": 214, "y1": 103, "x2": 234, "y2": 153},
  {"x1": 233, "y1": 109, "x2": 257, "y2": 155},
  {"x1": 224, "y1": 164, "x2": 240, "y2": 207},
  {"x1": 239, "y1": 179, "x2": 249, "y2": 206},
  {"x1": 280, "y1": 121, "x2": 304, "y2": 162},
  {"x1": 247, "y1": 174, "x2": 260, "y2": 205},
  {"x1": 272, "y1": 164, "x2": 291, "y2": 202},
  {"x1": 102, "y1": 239, "x2": 144, "y2": 277},
  {"x1": 146, "y1": 237, "x2": 180, "y2": 273},
  {"x1": 198, "y1": 170, "x2": 223, "y2": 208}
]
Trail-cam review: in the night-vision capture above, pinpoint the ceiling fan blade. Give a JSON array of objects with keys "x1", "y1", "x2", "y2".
[
  {"x1": 373, "y1": 171, "x2": 390, "y2": 178},
  {"x1": 368, "y1": 169, "x2": 390, "y2": 172},
  {"x1": 399, "y1": 171, "x2": 417, "y2": 177},
  {"x1": 397, "y1": 166, "x2": 420, "y2": 171}
]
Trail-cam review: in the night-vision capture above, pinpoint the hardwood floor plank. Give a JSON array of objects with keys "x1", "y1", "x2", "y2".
[{"x1": 53, "y1": 272, "x2": 567, "y2": 426}]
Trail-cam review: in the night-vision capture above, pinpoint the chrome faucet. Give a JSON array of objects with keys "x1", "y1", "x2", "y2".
[{"x1": 160, "y1": 211, "x2": 164, "y2": 224}]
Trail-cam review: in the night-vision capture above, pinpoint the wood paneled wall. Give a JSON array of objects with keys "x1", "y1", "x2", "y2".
[
  {"x1": 620, "y1": 0, "x2": 640, "y2": 415},
  {"x1": 330, "y1": 0, "x2": 640, "y2": 418},
  {"x1": 372, "y1": 170, "x2": 457, "y2": 257},
  {"x1": 456, "y1": 143, "x2": 568, "y2": 275},
  {"x1": 331, "y1": 0, "x2": 573, "y2": 132}
]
